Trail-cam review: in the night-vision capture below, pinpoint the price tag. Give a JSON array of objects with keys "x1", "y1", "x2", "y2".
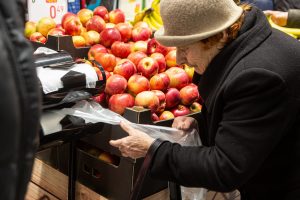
[{"x1": 28, "y1": 0, "x2": 68, "y2": 24}]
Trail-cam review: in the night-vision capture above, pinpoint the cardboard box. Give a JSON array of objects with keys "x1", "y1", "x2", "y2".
[
  {"x1": 31, "y1": 35, "x2": 90, "y2": 59},
  {"x1": 36, "y1": 107, "x2": 201, "y2": 200},
  {"x1": 77, "y1": 107, "x2": 201, "y2": 199}
]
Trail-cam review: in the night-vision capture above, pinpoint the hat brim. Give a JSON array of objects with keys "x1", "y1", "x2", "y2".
[{"x1": 154, "y1": 8, "x2": 243, "y2": 47}]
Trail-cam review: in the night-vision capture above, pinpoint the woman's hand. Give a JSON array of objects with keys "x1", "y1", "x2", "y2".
[
  {"x1": 109, "y1": 121, "x2": 155, "y2": 159},
  {"x1": 172, "y1": 116, "x2": 198, "y2": 131},
  {"x1": 264, "y1": 10, "x2": 288, "y2": 27}
]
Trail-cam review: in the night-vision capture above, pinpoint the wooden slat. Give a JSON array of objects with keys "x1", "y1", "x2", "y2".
[
  {"x1": 25, "y1": 182, "x2": 59, "y2": 200},
  {"x1": 30, "y1": 158, "x2": 106, "y2": 200},
  {"x1": 144, "y1": 189, "x2": 169, "y2": 200},
  {"x1": 28, "y1": 158, "x2": 169, "y2": 200}
]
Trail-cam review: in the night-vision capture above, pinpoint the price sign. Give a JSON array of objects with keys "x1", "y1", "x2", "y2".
[{"x1": 28, "y1": 0, "x2": 68, "y2": 24}]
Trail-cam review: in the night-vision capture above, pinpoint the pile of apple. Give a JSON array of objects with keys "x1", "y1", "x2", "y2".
[
  {"x1": 24, "y1": 6, "x2": 153, "y2": 48},
  {"x1": 89, "y1": 32, "x2": 202, "y2": 121},
  {"x1": 25, "y1": 6, "x2": 202, "y2": 121}
]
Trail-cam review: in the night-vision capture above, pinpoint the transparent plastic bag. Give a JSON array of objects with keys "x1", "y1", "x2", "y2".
[{"x1": 58, "y1": 100, "x2": 207, "y2": 200}]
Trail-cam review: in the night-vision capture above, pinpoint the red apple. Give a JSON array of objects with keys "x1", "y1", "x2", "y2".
[
  {"x1": 147, "y1": 38, "x2": 168, "y2": 56},
  {"x1": 190, "y1": 102, "x2": 202, "y2": 113},
  {"x1": 127, "y1": 74, "x2": 150, "y2": 96},
  {"x1": 80, "y1": 26, "x2": 87, "y2": 35},
  {"x1": 150, "y1": 73, "x2": 170, "y2": 91},
  {"x1": 93, "y1": 67, "x2": 110, "y2": 81},
  {"x1": 180, "y1": 84, "x2": 199, "y2": 105},
  {"x1": 64, "y1": 17, "x2": 82, "y2": 36},
  {"x1": 61, "y1": 12, "x2": 77, "y2": 28},
  {"x1": 93, "y1": 6, "x2": 109, "y2": 22},
  {"x1": 171, "y1": 104, "x2": 190, "y2": 117},
  {"x1": 106, "y1": 23, "x2": 116, "y2": 28},
  {"x1": 132, "y1": 27, "x2": 152, "y2": 42},
  {"x1": 115, "y1": 23, "x2": 132, "y2": 42},
  {"x1": 115, "y1": 57, "x2": 122, "y2": 63},
  {"x1": 56, "y1": 24, "x2": 63, "y2": 29},
  {"x1": 30, "y1": 32, "x2": 47, "y2": 44},
  {"x1": 94, "y1": 53, "x2": 116, "y2": 72},
  {"x1": 135, "y1": 91, "x2": 160, "y2": 113},
  {"x1": 167, "y1": 46, "x2": 177, "y2": 53},
  {"x1": 98, "y1": 151, "x2": 116, "y2": 164},
  {"x1": 72, "y1": 35, "x2": 86, "y2": 47},
  {"x1": 47, "y1": 28, "x2": 65, "y2": 37},
  {"x1": 165, "y1": 88, "x2": 181, "y2": 109},
  {"x1": 109, "y1": 93, "x2": 135, "y2": 115},
  {"x1": 127, "y1": 51, "x2": 147, "y2": 67},
  {"x1": 151, "y1": 113, "x2": 159, "y2": 121},
  {"x1": 137, "y1": 57, "x2": 159, "y2": 78},
  {"x1": 159, "y1": 111, "x2": 174, "y2": 120},
  {"x1": 130, "y1": 40, "x2": 148, "y2": 54},
  {"x1": 109, "y1": 9, "x2": 125, "y2": 24},
  {"x1": 77, "y1": 8, "x2": 94, "y2": 27},
  {"x1": 111, "y1": 41, "x2": 131, "y2": 58},
  {"x1": 24, "y1": 21, "x2": 36, "y2": 38},
  {"x1": 165, "y1": 67, "x2": 189, "y2": 89},
  {"x1": 105, "y1": 74, "x2": 127, "y2": 95},
  {"x1": 152, "y1": 90, "x2": 166, "y2": 113},
  {"x1": 165, "y1": 50, "x2": 177, "y2": 68},
  {"x1": 184, "y1": 64, "x2": 195, "y2": 82},
  {"x1": 88, "y1": 44, "x2": 107, "y2": 60},
  {"x1": 100, "y1": 28, "x2": 122, "y2": 48},
  {"x1": 86, "y1": 15, "x2": 106, "y2": 33},
  {"x1": 150, "y1": 53, "x2": 166, "y2": 73},
  {"x1": 93, "y1": 92, "x2": 107, "y2": 107},
  {"x1": 36, "y1": 17, "x2": 56, "y2": 37},
  {"x1": 75, "y1": 58, "x2": 91, "y2": 65},
  {"x1": 113, "y1": 59, "x2": 136, "y2": 80},
  {"x1": 82, "y1": 30, "x2": 100, "y2": 46},
  {"x1": 133, "y1": 21, "x2": 150, "y2": 30}
]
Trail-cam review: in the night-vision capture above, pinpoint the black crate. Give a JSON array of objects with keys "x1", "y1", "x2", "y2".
[
  {"x1": 31, "y1": 35, "x2": 90, "y2": 60},
  {"x1": 78, "y1": 107, "x2": 201, "y2": 199},
  {"x1": 76, "y1": 147, "x2": 166, "y2": 200}
]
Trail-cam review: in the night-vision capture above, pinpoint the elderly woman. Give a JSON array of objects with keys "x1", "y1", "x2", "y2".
[{"x1": 110, "y1": 0, "x2": 300, "y2": 199}]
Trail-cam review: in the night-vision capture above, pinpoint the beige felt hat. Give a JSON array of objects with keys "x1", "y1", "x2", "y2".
[{"x1": 154, "y1": 0, "x2": 243, "y2": 47}]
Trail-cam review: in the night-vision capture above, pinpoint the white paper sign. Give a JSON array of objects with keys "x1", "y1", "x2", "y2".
[
  {"x1": 118, "y1": 0, "x2": 143, "y2": 21},
  {"x1": 28, "y1": 0, "x2": 68, "y2": 24}
]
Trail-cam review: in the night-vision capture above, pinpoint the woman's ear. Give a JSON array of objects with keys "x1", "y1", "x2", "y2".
[{"x1": 217, "y1": 31, "x2": 228, "y2": 50}]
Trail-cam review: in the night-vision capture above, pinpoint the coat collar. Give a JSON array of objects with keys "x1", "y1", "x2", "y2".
[{"x1": 199, "y1": 7, "x2": 272, "y2": 112}]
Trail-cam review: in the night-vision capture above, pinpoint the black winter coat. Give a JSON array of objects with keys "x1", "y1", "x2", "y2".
[
  {"x1": 149, "y1": 7, "x2": 300, "y2": 200},
  {"x1": 273, "y1": 0, "x2": 300, "y2": 11},
  {"x1": 0, "y1": 0, "x2": 41, "y2": 199}
]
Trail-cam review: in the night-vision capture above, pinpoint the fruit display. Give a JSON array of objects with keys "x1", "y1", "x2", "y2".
[
  {"x1": 26, "y1": 3, "x2": 202, "y2": 121},
  {"x1": 24, "y1": 5, "x2": 128, "y2": 47},
  {"x1": 87, "y1": 30, "x2": 202, "y2": 121}
]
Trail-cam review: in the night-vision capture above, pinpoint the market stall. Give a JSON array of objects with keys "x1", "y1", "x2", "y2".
[{"x1": 24, "y1": 0, "x2": 203, "y2": 199}]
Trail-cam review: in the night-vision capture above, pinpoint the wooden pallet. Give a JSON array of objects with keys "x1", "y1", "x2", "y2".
[{"x1": 25, "y1": 158, "x2": 169, "y2": 200}]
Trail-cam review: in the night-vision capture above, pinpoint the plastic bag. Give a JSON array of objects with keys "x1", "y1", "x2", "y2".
[{"x1": 58, "y1": 100, "x2": 206, "y2": 200}]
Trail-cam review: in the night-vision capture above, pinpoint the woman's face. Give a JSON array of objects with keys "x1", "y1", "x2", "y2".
[{"x1": 176, "y1": 40, "x2": 221, "y2": 75}]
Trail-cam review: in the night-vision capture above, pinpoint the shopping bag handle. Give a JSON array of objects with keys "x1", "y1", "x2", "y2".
[{"x1": 130, "y1": 139, "x2": 166, "y2": 200}]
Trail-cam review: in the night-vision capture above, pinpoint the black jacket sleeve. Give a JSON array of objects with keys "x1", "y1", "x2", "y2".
[
  {"x1": 149, "y1": 68, "x2": 298, "y2": 192},
  {"x1": 287, "y1": 9, "x2": 300, "y2": 28}
]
